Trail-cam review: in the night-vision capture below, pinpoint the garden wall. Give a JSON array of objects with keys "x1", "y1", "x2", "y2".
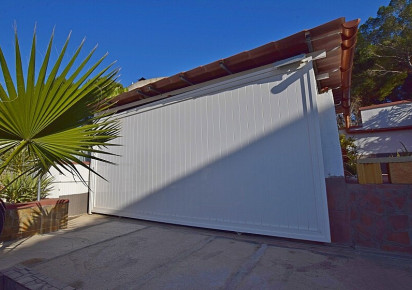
[
  {"x1": 60, "y1": 192, "x2": 88, "y2": 216},
  {"x1": 0, "y1": 199, "x2": 68, "y2": 242},
  {"x1": 327, "y1": 177, "x2": 412, "y2": 255}
]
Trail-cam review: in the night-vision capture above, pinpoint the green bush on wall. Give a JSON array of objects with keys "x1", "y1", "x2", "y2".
[
  {"x1": 0, "y1": 149, "x2": 53, "y2": 203},
  {"x1": 0, "y1": 172, "x2": 53, "y2": 203},
  {"x1": 339, "y1": 134, "x2": 358, "y2": 176}
]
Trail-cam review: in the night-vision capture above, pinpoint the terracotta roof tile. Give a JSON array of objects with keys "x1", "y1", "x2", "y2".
[{"x1": 114, "y1": 17, "x2": 360, "y2": 118}]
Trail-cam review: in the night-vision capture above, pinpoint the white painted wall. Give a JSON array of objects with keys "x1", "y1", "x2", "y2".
[
  {"x1": 341, "y1": 101, "x2": 412, "y2": 156},
  {"x1": 47, "y1": 164, "x2": 89, "y2": 198},
  {"x1": 360, "y1": 102, "x2": 412, "y2": 129},
  {"x1": 91, "y1": 59, "x2": 331, "y2": 242},
  {"x1": 316, "y1": 91, "x2": 344, "y2": 177},
  {"x1": 342, "y1": 130, "x2": 412, "y2": 156}
]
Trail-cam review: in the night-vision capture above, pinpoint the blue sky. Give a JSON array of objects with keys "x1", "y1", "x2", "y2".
[{"x1": 1, "y1": 0, "x2": 388, "y2": 88}]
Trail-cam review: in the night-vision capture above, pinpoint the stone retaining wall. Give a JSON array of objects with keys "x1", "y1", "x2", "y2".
[
  {"x1": 326, "y1": 178, "x2": 412, "y2": 255},
  {"x1": 0, "y1": 199, "x2": 69, "y2": 242}
]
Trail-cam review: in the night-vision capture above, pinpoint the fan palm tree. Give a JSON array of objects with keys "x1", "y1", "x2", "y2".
[{"x1": 0, "y1": 28, "x2": 120, "y2": 193}]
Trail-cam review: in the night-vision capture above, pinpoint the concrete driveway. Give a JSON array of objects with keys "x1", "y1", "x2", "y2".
[{"x1": 1, "y1": 214, "x2": 412, "y2": 289}]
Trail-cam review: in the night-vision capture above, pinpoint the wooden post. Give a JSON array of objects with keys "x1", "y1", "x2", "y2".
[
  {"x1": 388, "y1": 160, "x2": 412, "y2": 184},
  {"x1": 357, "y1": 162, "x2": 383, "y2": 184},
  {"x1": 345, "y1": 114, "x2": 350, "y2": 129}
]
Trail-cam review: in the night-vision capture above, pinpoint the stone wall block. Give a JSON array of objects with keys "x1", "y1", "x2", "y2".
[
  {"x1": 375, "y1": 218, "x2": 387, "y2": 241},
  {"x1": 350, "y1": 208, "x2": 358, "y2": 221},
  {"x1": 329, "y1": 210, "x2": 351, "y2": 243},
  {"x1": 381, "y1": 244, "x2": 412, "y2": 254},
  {"x1": 356, "y1": 236, "x2": 378, "y2": 248},
  {"x1": 354, "y1": 222, "x2": 373, "y2": 240},
  {"x1": 361, "y1": 192, "x2": 384, "y2": 214},
  {"x1": 389, "y1": 215, "x2": 409, "y2": 231},
  {"x1": 327, "y1": 179, "x2": 412, "y2": 256},
  {"x1": 0, "y1": 199, "x2": 69, "y2": 242},
  {"x1": 360, "y1": 212, "x2": 375, "y2": 227},
  {"x1": 326, "y1": 178, "x2": 348, "y2": 211},
  {"x1": 386, "y1": 232, "x2": 410, "y2": 245},
  {"x1": 384, "y1": 192, "x2": 407, "y2": 211}
]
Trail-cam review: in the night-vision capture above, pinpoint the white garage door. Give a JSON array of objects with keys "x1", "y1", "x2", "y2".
[{"x1": 90, "y1": 60, "x2": 331, "y2": 242}]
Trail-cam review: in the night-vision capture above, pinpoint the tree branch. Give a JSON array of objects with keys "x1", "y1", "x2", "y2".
[
  {"x1": 369, "y1": 69, "x2": 404, "y2": 76},
  {"x1": 375, "y1": 43, "x2": 399, "y2": 51},
  {"x1": 370, "y1": 52, "x2": 403, "y2": 60}
]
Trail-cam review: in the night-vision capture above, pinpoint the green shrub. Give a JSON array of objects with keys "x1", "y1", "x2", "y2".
[
  {"x1": 0, "y1": 149, "x2": 54, "y2": 203},
  {"x1": 0, "y1": 173, "x2": 53, "y2": 203},
  {"x1": 397, "y1": 142, "x2": 411, "y2": 157},
  {"x1": 339, "y1": 134, "x2": 358, "y2": 176}
]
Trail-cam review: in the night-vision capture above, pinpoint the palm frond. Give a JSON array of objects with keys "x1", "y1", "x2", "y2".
[{"x1": 0, "y1": 28, "x2": 120, "y2": 183}]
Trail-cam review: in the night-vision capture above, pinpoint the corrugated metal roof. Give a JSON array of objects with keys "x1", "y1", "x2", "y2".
[
  {"x1": 359, "y1": 100, "x2": 412, "y2": 111},
  {"x1": 114, "y1": 17, "x2": 359, "y2": 117}
]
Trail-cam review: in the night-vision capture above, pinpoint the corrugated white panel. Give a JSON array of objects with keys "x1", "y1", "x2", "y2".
[
  {"x1": 317, "y1": 91, "x2": 345, "y2": 177},
  {"x1": 91, "y1": 61, "x2": 331, "y2": 242}
]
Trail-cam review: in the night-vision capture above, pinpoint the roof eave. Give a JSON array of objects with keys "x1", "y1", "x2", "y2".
[{"x1": 112, "y1": 17, "x2": 360, "y2": 118}]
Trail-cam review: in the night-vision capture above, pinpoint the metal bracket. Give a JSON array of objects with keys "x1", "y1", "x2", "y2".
[
  {"x1": 179, "y1": 75, "x2": 194, "y2": 86},
  {"x1": 136, "y1": 89, "x2": 150, "y2": 98},
  {"x1": 148, "y1": 86, "x2": 162, "y2": 95},
  {"x1": 220, "y1": 61, "x2": 233, "y2": 75},
  {"x1": 272, "y1": 50, "x2": 326, "y2": 70}
]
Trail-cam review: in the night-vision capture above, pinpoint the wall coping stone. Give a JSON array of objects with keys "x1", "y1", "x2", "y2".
[{"x1": 5, "y1": 199, "x2": 69, "y2": 210}]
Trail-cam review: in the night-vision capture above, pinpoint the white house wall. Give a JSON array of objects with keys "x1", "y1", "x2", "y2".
[
  {"x1": 360, "y1": 102, "x2": 412, "y2": 129},
  {"x1": 343, "y1": 130, "x2": 412, "y2": 156},
  {"x1": 90, "y1": 60, "x2": 331, "y2": 242},
  {"x1": 48, "y1": 164, "x2": 89, "y2": 198},
  {"x1": 343, "y1": 101, "x2": 412, "y2": 156},
  {"x1": 316, "y1": 91, "x2": 344, "y2": 177}
]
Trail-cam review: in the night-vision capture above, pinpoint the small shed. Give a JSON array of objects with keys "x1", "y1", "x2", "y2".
[{"x1": 90, "y1": 18, "x2": 359, "y2": 243}]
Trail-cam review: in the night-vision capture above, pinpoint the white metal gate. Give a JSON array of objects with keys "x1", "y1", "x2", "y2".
[{"x1": 90, "y1": 60, "x2": 331, "y2": 242}]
